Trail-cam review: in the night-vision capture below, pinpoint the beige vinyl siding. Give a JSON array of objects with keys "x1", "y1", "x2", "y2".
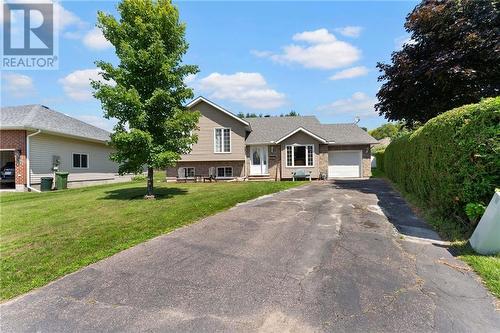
[
  {"x1": 181, "y1": 101, "x2": 247, "y2": 161},
  {"x1": 29, "y1": 132, "x2": 119, "y2": 184},
  {"x1": 280, "y1": 132, "x2": 321, "y2": 179}
]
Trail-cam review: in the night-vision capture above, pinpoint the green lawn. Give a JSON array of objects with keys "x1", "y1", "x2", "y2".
[
  {"x1": 371, "y1": 168, "x2": 500, "y2": 298},
  {"x1": 0, "y1": 178, "x2": 302, "y2": 301}
]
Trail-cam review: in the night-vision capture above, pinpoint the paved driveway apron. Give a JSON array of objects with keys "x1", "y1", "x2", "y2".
[{"x1": 1, "y1": 179, "x2": 499, "y2": 332}]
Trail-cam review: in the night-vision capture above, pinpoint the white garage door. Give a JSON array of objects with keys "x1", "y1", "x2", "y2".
[{"x1": 328, "y1": 150, "x2": 362, "y2": 178}]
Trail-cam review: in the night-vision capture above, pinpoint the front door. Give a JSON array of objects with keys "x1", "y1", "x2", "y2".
[{"x1": 250, "y1": 146, "x2": 268, "y2": 175}]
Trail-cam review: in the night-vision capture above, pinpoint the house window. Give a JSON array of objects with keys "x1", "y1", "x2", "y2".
[
  {"x1": 286, "y1": 146, "x2": 292, "y2": 166},
  {"x1": 217, "y1": 166, "x2": 233, "y2": 178},
  {"x1": 214, "y1": 128, "x2": 231, "y2": 153},
  {"x1": 305, "y1": 145, "x2": 314, "y2": 166},
  {"x1": 286, "y1": 145, "x2": 314, "y2": 167},
  {"x1": 72, "y1": 153, "x2": 88, "y2": 168},
  {"x1": 179, "y1": 167, "x2": 195, "y2": 178}
]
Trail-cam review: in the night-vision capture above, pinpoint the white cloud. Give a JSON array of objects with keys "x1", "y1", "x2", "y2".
[
  {"x1": 183, "y1": 73, "x2": 197, "y2": 85},
  {"x1": 6, "y1": 1, "x2": 90, "y2": 40},
  {"x1": 329, "y1": 66, "x2": 369, "y2": 80},
  {"x1": 317, "y1": 92, "x2": 378, "y2": 117},
  {"x1": 76, "y1": 115, "x2": 116, "y2": 132},
  {"x1": 58, "y1": 68, "x2": 110, "y2": 101},
  {"x1": 254, "y1": 28, "x2": 361, "y2": 70},
  {"x1": 394, "y1": 35, "x2": 416, "y2": 50},
  {"x1": 63, "y1": 31, "x2": 83, "y2": 40},
  {"x1": 250, "y1": 50, "x2": 274, "y2": 58},
  {"x1": 293, "y1": 28, "x2": 336, "y2": 44},
  {"x1": 196, "y1": 72, "x2": 287, "y2": 109},
  {"x1": 2, "y1": 73, "x2": 36, "y2": 98},
  {"x1": 54, "y1": 2, "x2": 87, "y2": 33},
  {"x1": 335, "y1": 26, "x2": 363, "y2": 38},
  {"x1": 82, "y1": 27, "x2": 112, "y2": 50}
]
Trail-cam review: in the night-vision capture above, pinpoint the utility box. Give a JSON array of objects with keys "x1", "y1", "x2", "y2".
[
  {"x1": 40, "y1": 177, "x2": 53, "y2": 192},
  {"x1": 469, "y1": 192, "x2": 500, "y2": 255}
]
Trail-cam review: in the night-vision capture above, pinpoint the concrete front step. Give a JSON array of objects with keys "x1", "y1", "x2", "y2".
[{"x1": 247, "y1": 176, "x2": 275, "y2": 181}]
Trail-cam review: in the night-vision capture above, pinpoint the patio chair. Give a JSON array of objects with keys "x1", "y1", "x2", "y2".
[
  {"x1": 203, "y1": 167, "x2": 217, "y2": 182},
  {"x1": 292, "y1": 169, "x2": 312, "y2": 181},
  {"x1": 177, "y1": 168, "x2": 187, "y2": 183}
]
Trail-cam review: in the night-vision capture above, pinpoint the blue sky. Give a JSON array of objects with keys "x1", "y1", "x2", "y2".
[{"x1": 1, "y1": 0, "x2": 418, "y2": 131}]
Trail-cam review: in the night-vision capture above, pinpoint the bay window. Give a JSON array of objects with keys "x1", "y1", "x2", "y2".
[{"x1": 286, "y1": 145, "x2": 314, "y2": 167}]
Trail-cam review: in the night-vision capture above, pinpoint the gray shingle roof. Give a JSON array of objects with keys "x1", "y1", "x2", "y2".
[
  {"x1": 0, "y1": 105, "x2": 110, "y2": 142},
  {"x1": 244, "y1": 116, "x2": 378, "y2": 145},
  {"x1": 244, "y1": 116, "x2": 321, "y2": 144},
  {"x1": 303, "y1": 123, "x2": 379, "y2": 144}
]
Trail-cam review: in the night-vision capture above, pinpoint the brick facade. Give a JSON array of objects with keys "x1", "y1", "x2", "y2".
[
  {"x1": 0, "y1": 130, "x2": 27, "y2": 189},
  {"x1": 267, "y1": 145, "x2": 281, "y2": 180},
  {"x1": 318, "y1": 144, "x2": 329, "y2": 178},
  {"x1": 166, "y1": 160, "x2": 245, "y2": 180}
]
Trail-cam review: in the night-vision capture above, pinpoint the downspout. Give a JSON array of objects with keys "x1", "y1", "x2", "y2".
[{"x1": 26, "y1": 130, "x2": 41, "y2": 192}]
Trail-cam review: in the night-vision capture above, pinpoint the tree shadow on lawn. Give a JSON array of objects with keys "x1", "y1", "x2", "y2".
[{"x1": 100, "y1": 186, "x2": 188, "y2": 200}]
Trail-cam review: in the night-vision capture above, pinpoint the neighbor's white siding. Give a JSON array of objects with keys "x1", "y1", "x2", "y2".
[{"x1": 29, "y1": 132, "x2": 119, "y2": 184}]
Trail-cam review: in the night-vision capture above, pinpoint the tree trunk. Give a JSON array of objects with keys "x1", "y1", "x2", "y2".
[{"x1": 145, "y1": 167, "x2": 155, "y2": 199}]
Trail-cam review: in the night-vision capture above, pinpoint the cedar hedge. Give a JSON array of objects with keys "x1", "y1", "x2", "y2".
[
  {"x1": 384, "y1": 97, "x2": 500, "y2": 228},
  {"x1": 374, "y1": 150, "x2": 385, "y2": 172}
]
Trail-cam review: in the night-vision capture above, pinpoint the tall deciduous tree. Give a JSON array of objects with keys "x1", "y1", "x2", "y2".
[
  {"x1": 368, "y1": 123, "x2": 404, "y2": 140},
  {"x1": 92, "y1": 0, "x2": 199, "y2": 198},
  {"x1": 376, "y1": 0, "x2": 499, "y2": 125}
]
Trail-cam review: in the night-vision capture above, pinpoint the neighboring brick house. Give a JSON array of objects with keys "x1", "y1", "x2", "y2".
[
  {"x1": 0, "y1": 130, "x2": 27, "y2": 190},
  {"x1": 167, "y1": 97, "x2": 378, "y2": 181},
  {"x1": 0, "y1": 105, "x2": 129, "y2": 191}
]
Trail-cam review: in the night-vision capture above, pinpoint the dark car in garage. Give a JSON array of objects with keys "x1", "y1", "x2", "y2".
[{"x1": 1, "y1": 161, "x2": 15, "y2": 180}]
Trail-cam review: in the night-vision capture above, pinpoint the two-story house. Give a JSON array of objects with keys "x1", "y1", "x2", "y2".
[{"x1": 166, "y1": 97, "x2": 378, "y2": 181}]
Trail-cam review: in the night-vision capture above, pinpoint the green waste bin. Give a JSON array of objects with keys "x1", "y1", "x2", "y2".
[
  {"x1": 40, "y1": 177, "x2": 53, "y2": 192},
  {"x1": 55, "y1": 172, "x2": 69, "y2": 190}
]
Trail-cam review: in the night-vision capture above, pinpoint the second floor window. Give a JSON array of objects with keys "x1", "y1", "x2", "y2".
[{"x1": 214, "y1": 128, "x2": 231, "y2": 153}]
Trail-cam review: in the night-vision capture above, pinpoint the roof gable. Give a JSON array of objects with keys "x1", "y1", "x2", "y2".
[
  {"x1": 187, "y1": 97, "x2": 250, "y2": 127},
  {"x1": 244, "y1": 116, "x2": 321, "y2": 144},
  {"x1": 275, "y1": 127, "x2": 328, "y2": 143}
]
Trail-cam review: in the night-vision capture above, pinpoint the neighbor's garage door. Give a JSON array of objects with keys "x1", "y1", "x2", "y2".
[{"x1": 328, "y1": 150, "x2": 362, "y2": 178}]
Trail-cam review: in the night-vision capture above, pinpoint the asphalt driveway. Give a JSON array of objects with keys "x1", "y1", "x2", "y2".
[{"x1": 1, "y1": 179, "x2": 498, "y2": 332}]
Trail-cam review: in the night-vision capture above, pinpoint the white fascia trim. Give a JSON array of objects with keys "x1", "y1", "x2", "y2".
[
  {"x1": 187, "y1": 96, "x2": 250, "y2": 127},
  {"x1": 26, "y1": 129, "x2": 42, "y2": 192},
  {"x1": 1, "y1": 126, "x2": 110, "y2": 145},
  {"x1": 275, "y1": 127, "x2": 327, "y2": 144},
  {"x1": 245, "y1": 142, "x2": 276, "y2": 146},
  {"x1": 327, "y1": 142, "x2": 374, "y2": 145}
]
